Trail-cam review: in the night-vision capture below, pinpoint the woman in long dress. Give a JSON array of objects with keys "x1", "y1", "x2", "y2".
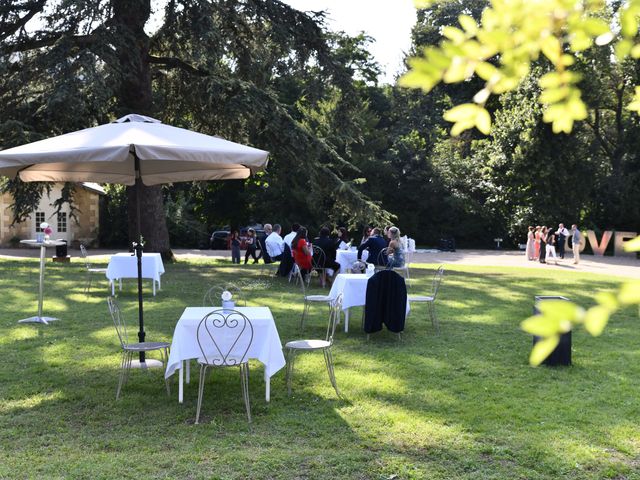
[
  {"x1": 534, "y1": 226, "x2": 541, "y2": 260},
  {"x1": 526, "y1": 226, "x2": 535, "y2": 261}
]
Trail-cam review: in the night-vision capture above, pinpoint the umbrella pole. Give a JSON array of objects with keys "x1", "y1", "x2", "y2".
[{"x1": 135, "y1": 154, "x2": 145, "y2": 364}]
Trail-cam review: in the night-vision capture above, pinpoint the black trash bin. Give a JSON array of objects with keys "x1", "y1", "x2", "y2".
[
  {"x1": 55, "y1": 240, "x2": 68, "y2": 258},
  {"x1": 532, "y1": 295, "x2": 572, "y2": 366}
]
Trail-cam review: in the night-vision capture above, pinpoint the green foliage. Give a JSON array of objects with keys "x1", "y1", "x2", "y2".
[{"x1": 402, "y1": 0, "x2": 640, "y2": 136}]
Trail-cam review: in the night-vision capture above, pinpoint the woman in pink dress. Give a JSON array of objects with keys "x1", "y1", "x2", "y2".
[
  {"x1": 534, "y1": 226, "x2": 541, "y2": 260},
  {"x1": 526, "y1": 226, "x2": 535, "y2": 261}
]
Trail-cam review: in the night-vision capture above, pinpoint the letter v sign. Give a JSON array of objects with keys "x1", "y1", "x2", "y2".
[{"x1": 587, "y1": 230, "x2": 612, "y2": 256}]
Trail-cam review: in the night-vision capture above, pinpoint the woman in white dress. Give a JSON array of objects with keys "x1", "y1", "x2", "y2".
[{"x1": 526, "y1": 226, "x2": 535, "y2": 261}]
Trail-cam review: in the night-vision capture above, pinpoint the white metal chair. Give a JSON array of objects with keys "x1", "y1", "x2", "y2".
[
  {"x1": 195, "y1": 309, "x2": 254, "y2": 424},
  {"x1": 107, "y1": 297, "x2": 170, "y2": 400},
  {"x1": 312, "y1": 245, "x2": 328, "y2": 288},
  {"x1": 80, "y1": 244, "x2": 108, "y2": 293},
  {"x1": 408, "y1": 265, "x2": 444, "y2": 334},
  {"x1": 285, "y1": 294, "x2": 343, "y2": 396},
  {"x1": 203, "y1": 284, "x2": 247, "y2": 307},
  {"x1": 376, "y1": 247, "x2": 411, "y2": 286},
  {"x1": 296, "y1": 264, "x2": 333, "y2": 331}
]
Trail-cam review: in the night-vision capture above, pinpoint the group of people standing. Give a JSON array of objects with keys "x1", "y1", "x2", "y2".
[{"x1": 526, "y1": 223, "x2": 582, "y2": 265}]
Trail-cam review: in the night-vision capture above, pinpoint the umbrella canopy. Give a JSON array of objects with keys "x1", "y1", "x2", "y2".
[
  {"x1": 0, "y1": 114, "x2": 269, "y2": 183},
  {"x1": 0, "y1": 114, "x2": 269, "y2": 366}
]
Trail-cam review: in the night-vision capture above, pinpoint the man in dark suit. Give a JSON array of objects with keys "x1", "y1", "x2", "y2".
[
  {"x1": 357, "y1": 227, "x2": 388, "y2": 266},
  {"x1": 313, "y1": 226, "x2": 340, "y2": 274}
]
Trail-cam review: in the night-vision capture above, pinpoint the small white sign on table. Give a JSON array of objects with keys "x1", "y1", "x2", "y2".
[
  {"x1": 106, "y1": 252, "x2": 164, "y2": 296},
  {"x1": 165, "y1": 307, "x2": 286, "y2": 403}
]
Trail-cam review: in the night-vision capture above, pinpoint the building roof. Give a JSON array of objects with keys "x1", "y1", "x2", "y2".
[{"x1": 80, "y1": 182, "x2": 106, "y2": 195}]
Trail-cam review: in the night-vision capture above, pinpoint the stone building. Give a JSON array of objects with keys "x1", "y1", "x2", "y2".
[{"x1": 0, "y1": 183, "x2": 104, "y2": 247}]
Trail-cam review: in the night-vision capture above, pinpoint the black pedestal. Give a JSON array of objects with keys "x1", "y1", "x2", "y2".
[{"x1": 532, "y1": 295, "x2": 572, "y2": 366}]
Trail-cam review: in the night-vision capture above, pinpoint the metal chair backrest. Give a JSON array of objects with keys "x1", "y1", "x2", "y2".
[
  {"x1": 108, "y1": 296, "x2": 129, "y2": 348},
  {"x1": 312, "y1": 245, "x2": 326, "y2": 269},
  {"x1": 431, "y1": 266, "x2": 445, "y2": 299},
  {"x1": 294, "y1": 264, "x2": 307, "y2": 295},
  {"x1": 377, "y1": 247, "x2": 390, "y2": 268},
  {"x1": 326, "y1": 294, "x2": 343, "y2": 345},
  {"x1": 196, "y1": 309, "x2": 254, "y2": 367},
  {"x1": 203, "y1": 284, "x2": 246, "y2": 307},
  {"x1": 80, "y1": 244, "x2": 90, "y2": 269}
]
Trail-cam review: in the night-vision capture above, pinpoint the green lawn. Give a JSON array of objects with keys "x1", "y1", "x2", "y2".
[{"x1": 0, "y1": 257, "x2": 638, "y2": 479}]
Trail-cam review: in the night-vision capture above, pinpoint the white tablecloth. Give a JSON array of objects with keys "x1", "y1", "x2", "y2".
[
  {"x1": 106, "y1": 252, "x2": 164, "y2": 295},
  {"x1": 336, "y1": 249, "x2": 369, "y2": 273},
  {"x1": 165, "y1": 307, "x2": 286, "y2": 402},
  {"x1": 328, "y1": 273, "x2": 410, "y2": 332}
]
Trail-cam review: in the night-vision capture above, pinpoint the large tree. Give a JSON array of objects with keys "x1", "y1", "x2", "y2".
[{"x1": 0, "y1": 0, "x2": 392, "y2": 257}]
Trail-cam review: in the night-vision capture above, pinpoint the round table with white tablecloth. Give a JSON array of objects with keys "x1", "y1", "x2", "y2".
[{"x1": 336, "y1": 249, "x2": 368, "y2": 273}]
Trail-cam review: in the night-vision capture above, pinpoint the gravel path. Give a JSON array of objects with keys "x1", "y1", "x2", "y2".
[{"x1": 1, "y1": 247, "x2": 637, "y2": 278}]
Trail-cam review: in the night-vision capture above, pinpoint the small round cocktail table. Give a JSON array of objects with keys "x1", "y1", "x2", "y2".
[{"x1": 18, "y1": 239, "x2": 66, "y2": 324}]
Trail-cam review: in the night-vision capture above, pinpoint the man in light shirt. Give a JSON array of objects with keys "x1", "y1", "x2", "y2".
[
  {"x1": 283, "y1": 223, "x2": 300, "y2": 249},
  {"x1": 261, "y1": 224, "x2": 273, "y2": 263},
  {"x1": 265, "y1": 224, "x2": 285, "y2": 261},
  {"x1": 556, "y1": 223, "x2": 570, "y2": 259}
]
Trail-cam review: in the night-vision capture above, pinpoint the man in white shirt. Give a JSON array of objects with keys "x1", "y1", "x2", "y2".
[
  {"x1": 556, "y1": 223, "x2": 570, "y2": 259},
  {"x1": 265, "y1": 224, "x2": 285, "y2": 261},
  {"x1": 283, "y1": 223, "x2": 300, "y2": 249}
]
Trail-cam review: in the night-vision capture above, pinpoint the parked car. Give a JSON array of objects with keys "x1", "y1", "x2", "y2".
[{"x1": 210, "y1": 230, "x2": 230, "y2": 249}]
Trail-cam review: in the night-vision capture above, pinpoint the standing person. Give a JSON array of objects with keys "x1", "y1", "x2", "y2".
[
  {"x1": 534, "y1": 226, "x2": 541, "y2": 260},
  {"x1": 538, "y1": 226, "x2": 547, "y2": 264},
  {"x1": 386, "y1": 226, "x2": 405, "y2": 267},
  {"x1": 546, "y1": 228, "x2": 558, "y2": 265},
  {"x1": 291, "y1": 226, "x2": 313, "y2": 278},
  {"x1": 571, "y1": 224, "x2": 582, "y2": 264},
  {"x1": 230, "y1": 230, "x2": 241, "y2": 264},
  {"x1": 526, "y1": 226, "x2": 535, "y2": 261},
  {"x1": 357, "y1": 227, "x2": 388, "y2": 266},
  {"x1": 244, "y1": 228, "x2": 259, "y2": 264},
  {"x1": 556, "y1": 223, "x2": 570, "y2": 259},
  {"x1": 284, "y1": 223, "x2": 300, "y2": 249},
  {"x1": 261, "y1": 224, "x2": 273, "y2": 264},
  {"x1": 337, "y1": 227, "x2": 350, "y2": 250},
  {"x1": 265, "y1": 224, "x2": 285, "y2": 261}
]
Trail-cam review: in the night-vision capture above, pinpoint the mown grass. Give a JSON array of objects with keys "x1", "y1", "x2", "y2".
[{"x1": 0, "y1": 256, "x2": 638, "y2": 479}]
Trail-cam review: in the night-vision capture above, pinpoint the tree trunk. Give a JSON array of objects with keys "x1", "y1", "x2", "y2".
[{"x1": 113, "y1": 0, "x2": 174, "y2": 260}]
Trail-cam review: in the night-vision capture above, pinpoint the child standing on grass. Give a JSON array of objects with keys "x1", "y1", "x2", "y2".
[{"x1": 230, "y1": 230, "x2": 241, "y2": 264}]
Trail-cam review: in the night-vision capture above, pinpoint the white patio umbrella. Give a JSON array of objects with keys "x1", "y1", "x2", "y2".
[{"x1": 0, "y1": 114, "x2": 269, "y2": 366}]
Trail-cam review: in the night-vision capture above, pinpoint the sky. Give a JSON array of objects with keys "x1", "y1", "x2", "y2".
[{"x1": 282, "y1": 0, "x2": 417, "y2": 84}]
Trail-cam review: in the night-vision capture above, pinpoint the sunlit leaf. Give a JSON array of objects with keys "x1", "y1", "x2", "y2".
[
  {"x1": 521, "y1": 315, "x2": 562, "y2": 337},
  {"x1": 621, "y1": 8, "x2": 638, "y2": 38},
  {"x1": 536, "y1": 299, "x2": 583, "y2": 324},
  {"x1": 443, "y1": 26, "x2": 466, "y2": 43},
  {"x1": 530, "y1": 336, "x2": 560, "y2": 366},
  {"x1": 459, "y1": 14, "x2": 477, "y2": 35},
  {"x1": 618, "y1": 281, "x2": 640, "y2": 304},
  {"x1": 475, "y1": 108, "x2": 492, "y2": 134},
  {"x1": 623, "y1": 235, "x2": 640, "y2": 251},
  {"x1": 595, "y1": 292, "x2": 619, "y2": 310},
  {"x1": 443, "y1": 103, "x2": 479, "y2": 122},
  {"x1": 584, "y1": 306, "x2": 610, "y2": 336}
]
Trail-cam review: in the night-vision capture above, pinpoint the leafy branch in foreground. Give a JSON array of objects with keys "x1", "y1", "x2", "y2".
[
  {"x1": 401, "y1": 0, "x2": 640, "y2": 135},
  {"x1": 521, "y1": 238, "x2": 640, "y2": 366}
]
